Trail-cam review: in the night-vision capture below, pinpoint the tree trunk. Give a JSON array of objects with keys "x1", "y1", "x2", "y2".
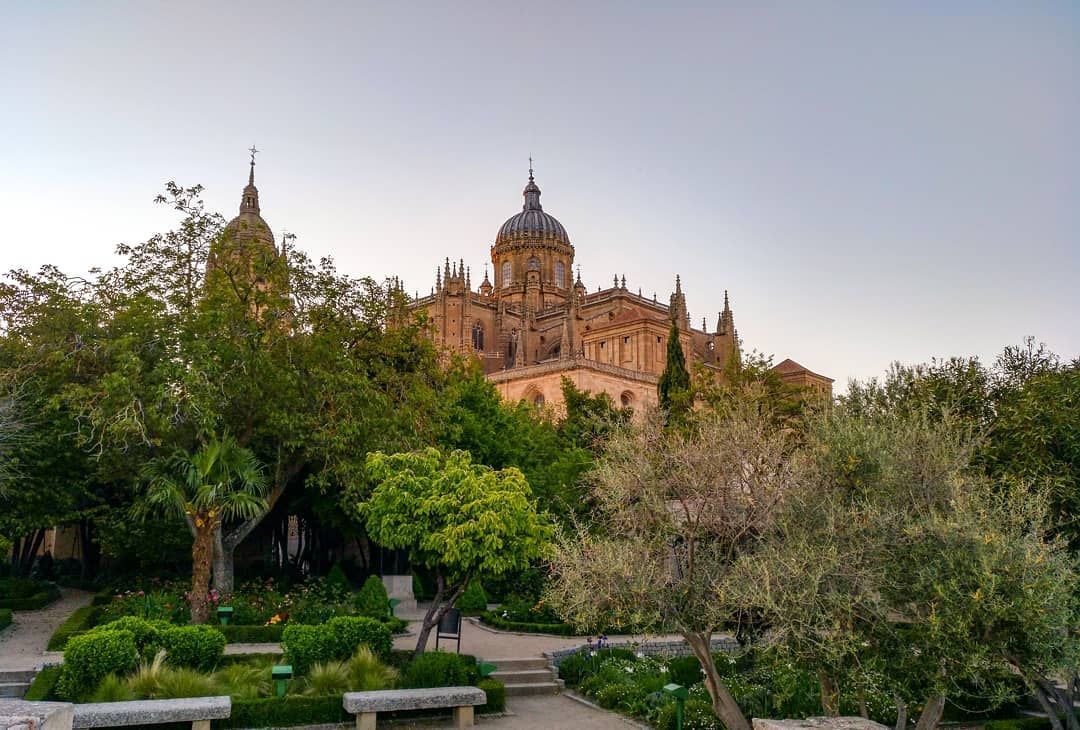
[
  {"x1": 190, "y1": 518, "x2": 214, "y2": 624},
  {"x1": 914, "y1": 695, "x2": 945, "y2": 730},
  {"x1": 1026, "y1": 674, "x2": 1068, "y2": 730},
  {"x1": 819, "y1": 671, "x2": 841, "y2": 717},
  {"x1": 212, "y1": 526, "x2": 235, "y2": 599},
  {"x1": 413, "y1": 571, "x2": 470, "y2": 657},
  {"x1": 685, "y1": 631, "x2": 751, "y2": 730},
  {"x1": 894, "y1": 695, "x2": 908, "y2": 730}
]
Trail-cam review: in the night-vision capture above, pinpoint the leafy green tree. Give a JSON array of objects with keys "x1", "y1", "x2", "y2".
[
  {"x1": 360, "y1": 448, "x2": 552, "y2": 655},
  {"x1": 558, "y1": 377, "x2": 631, "y2": 454},
  {"x1": 657, "y1": 318, "x2": 692, "y2": 419},
  {"x1": 138, "y1": 435, "x2": 266, "y2": 623}
]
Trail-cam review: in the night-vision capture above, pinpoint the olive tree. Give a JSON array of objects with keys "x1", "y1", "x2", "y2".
[{"x1": 546, "y1": 397, "x2": 797, "y2": 730}]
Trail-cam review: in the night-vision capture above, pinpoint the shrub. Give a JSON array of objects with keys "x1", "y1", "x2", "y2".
[
  {"x1": 667, "y1": 654, "x2": 703, "y2": 688},
  {"x1": 984, "y1": 719, "x2": 1053, "y2": 730},
  {"x1": 347, "y1": 646, "x2": 399, "y2": 691},
  {"x1": 479, "y1": 611, "x2": 578, "y2": 635},
  {"x1": 57, "y1": 629, "x2": 139, "y2": 701},
  {"x1": 401, "y1": 651, "x2": 473, "y2": 688},
  {"x1": 222, "y1": 695, "x2": 346, "y2": 729},
  {"x1": 46, "y1": 605, "x2": 100, "y2": 650},
  {"x1": 657, "y1": 697, "x2": 724, "y2": 730},
  {"x1": 282, "y1": 624, "x2": 331, "y2": 675},
  {"x1": 304, "y1": 660, "x2": 351, "y2": 696},
  {"x1": 126, "y1": 649, "x2": 168, "y2": 698},
  {"x1": 24, "y1": 665, "x2": 62, "y2": 701},
  {"x1": 160, "y1": 625, "x2": 226, "y2": 671},
  {"x1": 557, "y1": 647, "x2": 636, "y2": 686},
  {"x1": 325, "y1": 615, "x2": 393, "y2": 660},
  {"x1": 155, "y1": 667, "x2": 218, "y2": 698},
  {"x1": 477, "y1": 678, "x2": 506, "y2": 713},
  {"x1": 96, "y1": 617, "x2": 171, "y2": 660},
  {"x1": 219, "y1": 624, "x2": 284, "y2": 643},
  {"x1": 0, "y1": 608, "x2": 11, "y2": 631},
  {"x1": 324, "y1": 563, "x2": 351, "y2": 596},
  {"x1": 354, "y1": 575, "x2": 390, "y2": 619},
  {"x1": 455, "y1": 581, "x2": 488, "y2": 615}
]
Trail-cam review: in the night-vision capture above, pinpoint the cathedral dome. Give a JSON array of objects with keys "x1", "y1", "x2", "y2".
[{"x1": 495, "y1": 169, "x2": 571, "y2": 246}]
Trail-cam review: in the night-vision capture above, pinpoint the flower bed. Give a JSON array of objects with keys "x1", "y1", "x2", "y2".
[{"x1": 478, "y1": 595, "x2": 581, "y2": 634}]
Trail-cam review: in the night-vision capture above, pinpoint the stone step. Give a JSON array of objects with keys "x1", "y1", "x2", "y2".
[
  {"x1": 491, "y1": 669, "x2": 556, "y2": 685},
  {"x1": 484, "y1": 657, "x2": 551, "y2": 671},
  {"x1": 503, "y1": 681, "x2": 563, "y2": 697},
  {"x1": 0, "y1": 670, "x2": 37, "y2": 683},
  {"x1": 0, "y1": 681, "x2": 31, "y2": 698}
]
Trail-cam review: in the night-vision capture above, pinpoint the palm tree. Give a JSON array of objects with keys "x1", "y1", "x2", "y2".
[{"x1": 139, "y1": 435, "x2": 267, "y2": 623}]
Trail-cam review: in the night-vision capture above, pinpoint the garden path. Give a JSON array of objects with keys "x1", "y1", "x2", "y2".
[
  {"x1": 0, "y1": 587, "x2": 92, "y2": 671},
  {"x1": 392, "y1": 694, "x2": 647, "y2": 729}
]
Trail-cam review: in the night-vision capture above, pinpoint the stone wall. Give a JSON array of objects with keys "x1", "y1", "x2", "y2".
[{"x1": 546, "y1": 635, "x2": 739, "y2": 666}]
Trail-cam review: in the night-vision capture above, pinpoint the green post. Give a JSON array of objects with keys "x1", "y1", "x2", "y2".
[
  {"x1": 217, "y1": 606, "x2": 233, "y2": 625},
  {"x1": 272, "y1": 665, "x2": 293, "y2": 698},
  {"x1": 663, "y1": 683, "x2": 689, "y2": 730},
  {"x1": 388, "y1": 598, "x2": 401, "y2": 617}
]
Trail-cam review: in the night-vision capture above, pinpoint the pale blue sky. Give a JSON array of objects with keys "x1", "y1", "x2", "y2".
[{"x1": 2, "y1": 1, "x2": 1077, "y2": 386}]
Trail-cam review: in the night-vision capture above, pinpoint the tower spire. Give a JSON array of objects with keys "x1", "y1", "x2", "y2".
[{"x1": 240, "y1": 146, "x2": 260, "y2": 214}]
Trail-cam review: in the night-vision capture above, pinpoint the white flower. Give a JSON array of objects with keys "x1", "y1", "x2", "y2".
[
  {"x1": 624, "y1": 666, "x2": 634, "y2": 673},
  {"x1": 635, "y1": 651, "x2": 645, "y2": 658},
  {"x1": 590, "y1": 651, "x2": 597, "y2": 657}
]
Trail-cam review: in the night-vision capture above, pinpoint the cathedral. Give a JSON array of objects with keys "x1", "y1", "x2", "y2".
[{"x1": 410, "y1": 166, "x2": 833, "y2": 409}]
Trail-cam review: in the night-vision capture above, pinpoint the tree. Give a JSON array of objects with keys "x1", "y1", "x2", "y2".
[
  {"x1": 734, "y1": 410, "x2": 1079, "y2": 730},
  {"x1": 138, "y1": 435, "x2": 266, "y2": 623},
  {"x1": 658, "y1": 318, "x2": 692, "y2": 419},
  {"x1": 547, "y1": 397, "x2": 797, "y2": 730},
  {"x1": 360, "y1": 448, "x2": 552, "y2": 655},
  {"x1": 558, "y1": 376, "x2": 631, "y2": 454}
]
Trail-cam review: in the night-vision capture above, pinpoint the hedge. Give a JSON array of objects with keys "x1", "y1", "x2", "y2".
[
  {"x1": 46, "y1": 605, "x2": 101, "y2": 650},
  {"x1": 0, "y1": 608, "x2": 11, "y2": 632},
  {"x1": 984, "y1": 719, "x2": 1054, "y2": 730},
  {"x1": 479, "y1": 611, "x2": 579, "y2": 635},
  {"x1": 219, "y1": 695, "x2": 346, "y2": 728},
  {"x1": 57, "y1": 629, "x2": 139, "y2": 700},
  {"x1": 160, "y1": 625, "x2": 227, "y2": 671},
  {"x1": 477, "y1": 678, "x2": 506, "y2": 713},
  {"x1": 91, "y1": 589, "x2": 115, "y2": 606},
  {"x1": 0, "y1": 584, "x2": 61, "y2": 610},
  {"x1": 23, "y1": 665, "x2": 62, "y2": 701},
  {"x1": 218, "y1": 624, "x2": 284, "y2": 643}
]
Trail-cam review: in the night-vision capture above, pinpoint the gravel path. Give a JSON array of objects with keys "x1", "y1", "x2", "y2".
[
  {"x1": 0, "y1": 587, "x2": 92, "y2": 671},
  {"x1": 385, "y1": 694, "x2": 645, "y2": 729}
]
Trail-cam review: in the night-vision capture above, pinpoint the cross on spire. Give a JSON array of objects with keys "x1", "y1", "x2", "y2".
[
  {"x1": 249, "y1": 145, "x2": 259, "y2": 163},
  {"x1": 528, "y1": 155, "x2": 534, "y2": 181}
]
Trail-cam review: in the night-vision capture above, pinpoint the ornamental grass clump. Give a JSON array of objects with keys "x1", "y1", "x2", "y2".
[
  {"x1": 348, "y1": 646, "x2": 399, "y2": 691},
  {"x1": 303, "y1": 660, "x2": 351, "y2": 696},
  {"x1": 213, "y1": 661, "x2": 272, "y2": 699}
]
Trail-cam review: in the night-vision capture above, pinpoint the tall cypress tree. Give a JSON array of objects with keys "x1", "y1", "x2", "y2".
[{"x1": 658, "y1": 318, "x2": 692, "y2": 418}]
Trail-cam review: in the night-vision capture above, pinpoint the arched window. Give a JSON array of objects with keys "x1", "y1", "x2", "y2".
[
  {"x1": 471, "y1": 321, "x2": 484, "y2": 351},
  {"x1": 620, "y1": 391, "x2": 634, "y2": 408},
  {"x1": 533, "y1": 392, "x2": 545, "y2": 407},
  {"x1": 502, "y1": 261, "x2": 512, "y2": 287},
  {"x1": 555, "y1": 261, "x2": 565, "y2": 288}
]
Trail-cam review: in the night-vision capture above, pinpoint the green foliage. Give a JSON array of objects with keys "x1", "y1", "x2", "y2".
[
  {"x1": 362, "y1": 447, "x2": 552, "y2": 653},
  {"x1": 57, "y1": 629, "x2": 138, "y2": 700},
  {"x1": 218, "y1": 624, "x2": 284, "y2": 643},
  {"x1": 303, "y1": 660, "x2": 351, "y2": 696},
  {"x1": 558, "y1": 377, "x2": 631, "y2": 453},
  {"x1": 160, "y1": 625, "x2": 226, "y2": 671},
  {"x1": 354, "y1": 574, "x2": 390, "y2": 619},
  {"x1": 984, "y1": 719, "x2": 1053, "y2": 730},
  {"x1": 658, "y1": 318, "x2": 692, "y2": 418},
  {"x1": 657, "y1": 698, "x2": 723, "y2": 730},
  {"x1": 667, "y1": 654, "x2": 703, "y2": 688},
  {"x1": 401, "y1": 651, "x2": 473, "y2": 688},
  {"x1": 0, "y1": 607, "x2": 10, "y2": 631},
  {"x1": 125, "y1": 648, "x2": 169, "y2": 698},
  {"x1": 222, "y1": 695, "x2": 346, "y2": 729},
  {"x1": 0, "y1": 578, "x2": 60, "y2": 609},
  {"x1": 213, "y1": 661, "x2": 272, "y2": 699},
  {"x1": 23, "y1": 665, "x2": 62, "y2": 701},
  {"x1": 89, "y1": 674, "x2": 134, "y2": 702},
  {"x1": 281, "y1": 624, "x2": 330, "y2": 675},
  {"x1": 479, "y1": 611, "x2": 578, "y2": 635},
  {"x1": 154, "y1": 667, "x2": 218, "y2": 698},
  {"x1": 96, "y1": 616, "x2": 171, "y2": 660},
  {"x1": 476, "y1": 677, "x2": 506, "y2": 713},
  {"x1": 347, "y1": 646, "x2": 399, "y2": 691},
  {"x1": 412, "y1": 571, "x2": 432, "y2": 602},
  {"x1": 325, "y1": 615, "x2": 393, "y2": 660},
  {"x1": 324, "y1": 563, "x2": 351, "y2": 594},
  {"x1": 557, "y1": 648, "x2": 637, "y2": 686},
  {"x1": 455, "y1": 581, "x2": 488, "y2": 614}
]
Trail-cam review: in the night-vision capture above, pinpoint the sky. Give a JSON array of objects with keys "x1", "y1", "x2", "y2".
[{"x1": 2, "y1": 1, "x2": 1077, "y2": 388}]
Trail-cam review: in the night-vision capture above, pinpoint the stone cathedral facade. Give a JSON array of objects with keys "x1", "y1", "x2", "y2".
[{"x1": 410, "y1": 168, "x2": 833, "y2": 409}]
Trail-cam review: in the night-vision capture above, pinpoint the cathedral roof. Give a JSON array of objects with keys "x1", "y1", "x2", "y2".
[
  {"x1": 222, "y1": 152, "x2": 276, "y2": 253},
  {"x1": 495, "y1": 167, "x2": 571, "y2": 246}
]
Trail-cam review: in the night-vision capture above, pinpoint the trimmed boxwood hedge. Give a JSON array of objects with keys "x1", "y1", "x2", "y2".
[
  {"x1": 23, "y1": 665, "x2": 62, "y2": 701},
  {"x1": 46, "y1": 605, "x2": 101, "y2": 650},
  {"x1": 479, "y1": 611, "x2": 579, "y2": 635},
  {"x1": 217, "y1": 623, "x2": 285, "y2": 643},
  {"x1": 0, "y1": 584, "x2": 61, "y2": 610},
  {"x1": 218, "y1": 695, "x2": 347, "y2": 728},
  {"x1": 477, "y1": 678, "x2": 506, "y2": 713},
  {"x1": 984, "y1": 719, "x2": 1054, "y2": 730},
  {"x1": 0, "y1": 608, "x2": 11, "y2": 632}
]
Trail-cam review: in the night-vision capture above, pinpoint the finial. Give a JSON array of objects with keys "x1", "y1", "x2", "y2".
[
  {"x1": 576, "y1": 265, "x2": 583, "y2": 284},
  {"x1": 614, "y1": 274, "x2": 619, "y2": 288},
  {"x1": 248, "y1": 145, "x2": 258, "y2": 184},
  {"x1": 436, "y1": 267, "x2": 442, "y2": 288},
  {"x1": 528, "y1": 155, "x2": 534, "y2": 182},
  {"x1": 621, "y1": 275, "x2": 626, "y2": 289},
  {"x1": 724, "y1": 289, "x2": 731, "y2": 311},
  {"x1": 675, "y1": 274, "x2": 682, "y2": 294}
]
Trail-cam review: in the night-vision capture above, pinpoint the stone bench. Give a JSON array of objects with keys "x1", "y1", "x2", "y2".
[
  {"x1": 343, "y1": 686, "x2": 486, "y2": 729},
  {"x1": 72, "y1": 696, "x2": 231, "y2": 730}
]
